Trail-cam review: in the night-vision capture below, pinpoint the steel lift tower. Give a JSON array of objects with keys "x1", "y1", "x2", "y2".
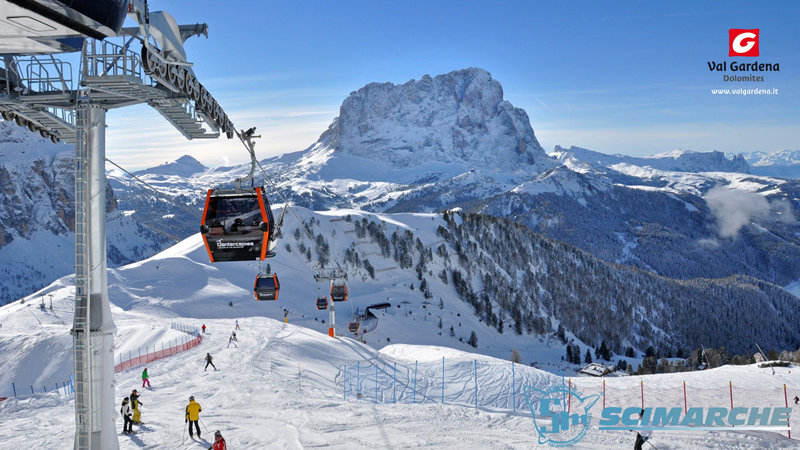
[{"x1": 0, "y1": 1, "x2": 237, "y2": 448}]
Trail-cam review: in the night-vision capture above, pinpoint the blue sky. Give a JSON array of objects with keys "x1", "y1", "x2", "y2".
[{"x1": 106, "y1": 1, "x2": 799, "y2": 170}]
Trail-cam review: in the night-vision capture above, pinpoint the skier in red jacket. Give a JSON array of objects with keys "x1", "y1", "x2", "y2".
[{"x1": 208, "y1": 430, "x2": 227, "y2": 450}]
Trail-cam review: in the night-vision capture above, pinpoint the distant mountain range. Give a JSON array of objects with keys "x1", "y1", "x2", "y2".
[
  {"x1": 736, "y1": 150, "x2": 800, "y2": 179},
  {"x1": 3, "y1": 67, "x2": 800, "y2": 356}
]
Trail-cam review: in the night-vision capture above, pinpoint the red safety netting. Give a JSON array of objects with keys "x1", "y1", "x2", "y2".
[{"x1": 114, "y1": 334, "x2": 202, "y2": 374}]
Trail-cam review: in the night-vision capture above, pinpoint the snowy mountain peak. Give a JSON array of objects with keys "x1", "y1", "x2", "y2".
[
  {"x1": 133, "y1": 154, "x2": 207, "y2": 177},
  {"x1": 323, "y1": 68, "x2": 553, "y2": 174}
]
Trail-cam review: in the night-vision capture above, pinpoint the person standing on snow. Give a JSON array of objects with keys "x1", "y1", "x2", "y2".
[
  {"x1": 208, "y1": 430, "x2": 227, "y2": 450},
  {"x1": 795, "y1": 395, "x2": 799, "y2": 405},
  {"x1": 185, "y1": 395, "x2": 202, "y2": 439},
  {"x1": 227, "y1": 334, "x2": 238, "y2": 348},
  {"x1": 130, "y1": 389, "x2": 143, "y2": 424},
  {"x1": 142, "y1": 368, "x2": 151, "y2": 388},
  {"x1": 634, "y1": 409, "x2": 652, "y2": 450},
  {"x1": 120, "y1": 397, "x2": 133, "y2": 434},
  {"x1": 205, "y1": 352, "x2": 217, "y2": 371},
  {"x1": 202, "y1": 324, "x2": 206, "y2": 334},
  {"x1": 235, "y1": 320, "x2": 240, "y2": 330}
]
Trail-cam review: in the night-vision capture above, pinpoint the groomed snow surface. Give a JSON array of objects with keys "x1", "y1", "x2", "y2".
[
  {"x1": 2, "y1": 209, "x2": 800, "y2": 449},
  {"x1": 2, "y1": 316, "x2": 799, "y2": 449}
]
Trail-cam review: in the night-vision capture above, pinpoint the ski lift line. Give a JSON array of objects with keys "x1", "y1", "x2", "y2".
[
  {"x1": 267, "y1": 257, "x2": 316, "y2": 276},
  {"x1": 105, "y1": 158, "x2": 203, "y2": 220},
  {"x1": 232, "y1": 128, "x2": 314, "y2": 242}
]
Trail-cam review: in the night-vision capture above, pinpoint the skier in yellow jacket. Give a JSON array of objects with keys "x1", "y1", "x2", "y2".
[{"x1": 185, "y1": 395, "x2": 202, "y2": 439}]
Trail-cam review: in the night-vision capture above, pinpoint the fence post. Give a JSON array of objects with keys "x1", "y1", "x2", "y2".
[
  {"x1": 729, "y1": 381, "x2": 733, "y2": 409},
  {"x1": 784, "y1": 384, "x2": 791, "y2": 439},
  {"x1": 641, "y1": 380, "x2": 644, "y2": 409},
  {"x1": 393, "y1": 363, "x2": 397, "y2": 404},
  {"x1": 12, "y1": 382, "x2": 16, "y2": 398},
  {"x1": 568, "y1": 379, "x2": 571, "y2": 413},
  {"x1": 375, "y1": 364, "x2": 379, "y2": 404},
  {"x1": 474, "y1": 360, "x2": 478, "y2": 408},
  {"x1": 441, "y1": 357, "x2": 445, "y2": 404},
  {"x1": 603, "y1": 379, "x2": 605, "y2": 410},
  {"x1": 683, "y1": 381, "x2": 687, "y2": 413},
  {"x1": 30, "y1": 385, "x2": 34, "y2": 394},
  {"x1": 357, "y1": 362, "x2": 360, "y2": 399},
  {"x1": 343, "y1": 365, "x2": 347, "y2": 401},
  {"x1": 43, "y1": 385, "x2": 46, "y2": 393},
  {"x1": 413, "y1": 360, "x2": 417, "y2": 404},
  {"x1": 512, "y1": 362, "x2": 516, "y2": 412}
]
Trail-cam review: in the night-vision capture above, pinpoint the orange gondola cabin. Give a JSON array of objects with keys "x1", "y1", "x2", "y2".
[
  {"x1": 200, "y1": 187, "x2": 276, "y2": 262},
  {"x1": 316, "y1": 296, "x2": 328, "y2": 310},
  {"x1": 330, "y1": 283, "x2": 348, "y2": 302},
  {"x1": 254, "y1": 273, "x2": 280, "y2": 301}
]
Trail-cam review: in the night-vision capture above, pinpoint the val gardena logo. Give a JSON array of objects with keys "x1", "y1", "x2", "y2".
[
  {"x1": 708, "y1": 28, "x2": 780, "y2": 88},
  {"x1": 729, "y1": 29, "x2": 759, "y2": 57}
]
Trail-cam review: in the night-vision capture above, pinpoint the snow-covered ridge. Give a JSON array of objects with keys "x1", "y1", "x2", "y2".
[
  {"x1": 738, "y1": 149, "x2": 800, "y2": 179},
  {"x1": 552, "y1": 145, "x2": 749, "y2": 174},
  {"x1": 132, "y1": 155, "x2": 207, "y2": 178}
]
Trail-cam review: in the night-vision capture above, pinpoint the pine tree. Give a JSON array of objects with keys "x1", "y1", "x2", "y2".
[
  {"x1": 585, "y1": 349, "x2": 592, "y2": 364},
  {"x1": 468, "y1": 331, "x2": 478, "y2": 348}
]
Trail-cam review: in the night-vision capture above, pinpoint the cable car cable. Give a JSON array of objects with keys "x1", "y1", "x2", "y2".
[
  {"x1": 232, "y1": 128, "x2": 315, "y2": 242},
  {"x1": 105, "y1": 157, "x2": 203, "y2": 220}
]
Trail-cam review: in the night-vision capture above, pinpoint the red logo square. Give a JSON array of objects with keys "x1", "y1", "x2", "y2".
[{"x1": 729, "y1": 29, "x2": 759, "y2": 57}]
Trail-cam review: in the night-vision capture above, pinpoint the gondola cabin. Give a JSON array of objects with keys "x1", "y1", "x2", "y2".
[
  {"x1": 316, "y1": 296, "x2": 328, "y2": 310},
  {"x1": 330, "y1": 283, "x2": 348, "y2": 302},
  {"x1": 348, "y1": 321, "x2": 359, "y2": 333},
  {"x1": 201, "y1": 187, "x2": 276, "y2": 262},
  {"x1": 254, "y1": 273, "x2": 280, "y2": 301}
]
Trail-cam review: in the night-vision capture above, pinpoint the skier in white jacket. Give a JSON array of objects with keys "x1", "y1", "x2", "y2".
[
  {"x1": 634, "y1": 409, "x2": 653, "y2": 450},
  {"x1": 120, "y1": 397, "x2": 134, "y2": 434}
]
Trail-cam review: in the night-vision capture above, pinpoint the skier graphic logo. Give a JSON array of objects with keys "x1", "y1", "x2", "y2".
[{"x1": 525, "y1": 384, "x2": 600, "y2": 447}]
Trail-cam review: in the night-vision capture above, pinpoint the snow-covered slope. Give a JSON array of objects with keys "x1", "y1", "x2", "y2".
[{"x1": 1, "y1": 252, "x2": 799, "y2": 449}]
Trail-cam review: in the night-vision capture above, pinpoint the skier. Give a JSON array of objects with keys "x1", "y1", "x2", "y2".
[
  {"x1": 795, "y1": 395, "x2": 799, "y2": 405},
  {"x1": 142, "y1": 367, "x2": 151, "y2": 388},
  {"x1": 633, "y1": 409, "x2": 652, "y2": 450},
  {"x1": 202, "y1": 324, "x2": 206, "y2": 334},
  {"x1": 205, "y1": 352, "x2": 217, "y2": 371},
  {"x1": 235, "y1": 320, "x2": 240, "y2": 330},
  {"x1": 185, "y1": 395, "x2": 202, "y2": 439},
  {"x1": 208, "y1": 430, "x2": 227, "y2": 450},
  {"x1": 232, "y1": 331, "x2": 237, "y2": 342},
  {"x1": 227, "y1": 334, "x2": 238, "y2": 348},
  {"x1": 120, "y1": 397, "x2": 133, "y2": 434},
  {"x1": 130, "y1": 389, "x2": 143, "y2": 424}
]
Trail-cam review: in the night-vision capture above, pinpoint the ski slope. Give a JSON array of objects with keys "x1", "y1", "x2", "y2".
[{"x1": 1, "y1": 208, "x2": 800, "y2": 448}]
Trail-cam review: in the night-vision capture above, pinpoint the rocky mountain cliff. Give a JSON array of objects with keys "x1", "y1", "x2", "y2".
[{"x1": 0, "y1": 122, "x2": 172, "y2": 305}]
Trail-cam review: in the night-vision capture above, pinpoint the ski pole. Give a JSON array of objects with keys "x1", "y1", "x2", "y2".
[
  {"x1": 182, "y1": 420, "x2": 187, "y2": 444},
  {"x1": 646, "y1": 440, "x2": 659, "y2": 450},
  {"x1": 199, "y1": 417, "x2": 210, "y2": 433}
]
